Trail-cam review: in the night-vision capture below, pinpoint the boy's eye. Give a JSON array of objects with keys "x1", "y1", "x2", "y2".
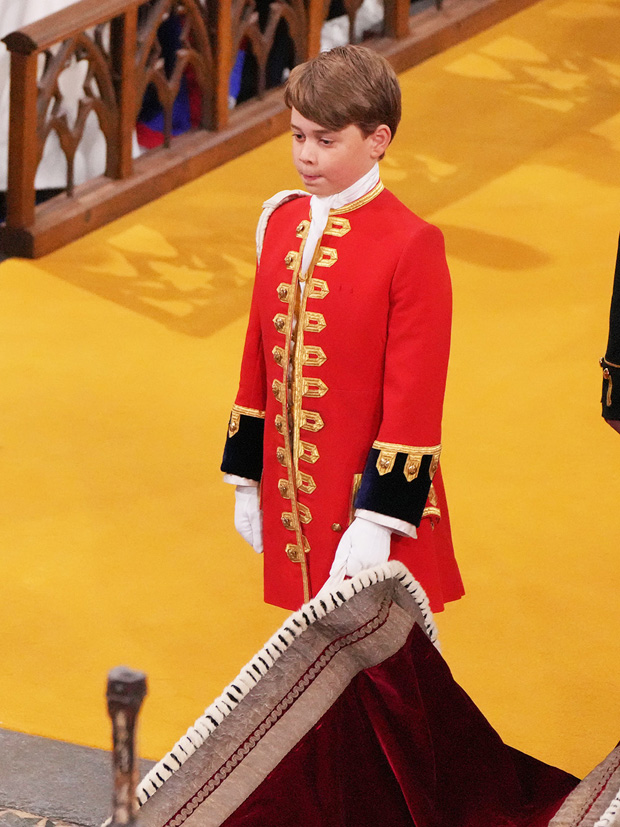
[
  {"x1": 320, "y1": 139, "x2": 333, "y2": 146},
  {"x1": 292, "y1": 132, "x2": 304, "y2": 141}
]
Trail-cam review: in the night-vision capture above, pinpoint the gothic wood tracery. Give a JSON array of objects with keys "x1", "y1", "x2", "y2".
[
  {"x1": 135, "y1": 0, "x2": 216, "y2": 142},
  {"x1": 37, "y1": 27, "x2": 117, "y2": 194}
]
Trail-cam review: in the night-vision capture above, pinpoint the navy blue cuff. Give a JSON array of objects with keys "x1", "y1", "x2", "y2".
[
  {"x1": 221, "y1": 413, "x2": 264, "y2": 482},
  {"x1": 354, "y1": 448, "x2": 435, "y2": 527}
]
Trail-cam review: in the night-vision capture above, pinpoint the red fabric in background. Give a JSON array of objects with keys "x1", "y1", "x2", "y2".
[{"x1": 222, "y1": 624, "x2": 578, "y2": 827}]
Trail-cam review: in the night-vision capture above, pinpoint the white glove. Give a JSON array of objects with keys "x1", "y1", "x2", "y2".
[
  {"x1": 316, "y1": 517, "x2": 391, "y2": 599},
  {"x1": 233, "y1": 485, "x2": 263, "y2": 554}
]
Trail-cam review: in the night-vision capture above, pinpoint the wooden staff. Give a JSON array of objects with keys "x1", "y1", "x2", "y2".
[{"x1": 107, "y1": 666, "x2": 148, "y2": 827}]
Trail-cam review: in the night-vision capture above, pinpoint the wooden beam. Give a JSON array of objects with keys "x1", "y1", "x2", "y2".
[{"x1": 2, "y1": 0, "x2": 143, "y2": 55}]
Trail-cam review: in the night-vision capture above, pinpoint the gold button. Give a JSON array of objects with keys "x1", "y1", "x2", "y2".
[{"x1": 331, "y1": 523, "x2": 342, "y2": 532}]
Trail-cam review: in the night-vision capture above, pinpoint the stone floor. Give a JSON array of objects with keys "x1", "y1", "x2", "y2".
[
  {"x1": 0, "y1": 810, "x2": 79, "y2": 827},
  {"x1": 0, "y1": 729, "x2": 154, "y2": 827}
]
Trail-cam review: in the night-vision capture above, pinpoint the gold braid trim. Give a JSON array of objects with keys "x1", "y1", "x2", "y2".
[
  {"x1": 331, "y1": 181, "x2": 384, "y2": 214},
  {"x1": 228, "y1": 405, "x2": 266, "y2": 437},
  {"x1": 372, "y1": 440, "x2": 442, "y2": 482}
]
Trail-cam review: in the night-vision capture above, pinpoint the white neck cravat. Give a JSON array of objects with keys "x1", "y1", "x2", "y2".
[{"x1": 300, "y1": 163, "x2": 380, "y2": 278}]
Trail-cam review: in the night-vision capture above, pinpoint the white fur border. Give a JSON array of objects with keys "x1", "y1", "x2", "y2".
[
  {"x1": 594, "y1": 787, "x2": 620, "y2": 827},
  {"x1": 137, "y1": 562, "x2": 437, "y2": 804}
]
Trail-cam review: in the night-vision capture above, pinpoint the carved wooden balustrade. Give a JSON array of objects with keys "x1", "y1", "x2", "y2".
[{"x1": 0, "y1": 0, "x2": 539, "y2": 258}]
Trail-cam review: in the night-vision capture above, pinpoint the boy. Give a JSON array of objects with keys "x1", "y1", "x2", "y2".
[{"x1": 222, "y1": 45, "x2": 464, "y2": 612}]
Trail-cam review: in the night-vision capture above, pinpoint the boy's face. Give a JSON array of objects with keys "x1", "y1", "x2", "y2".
[{"x1": 290, "y1": 108, "x2": 390, "y2": 198}]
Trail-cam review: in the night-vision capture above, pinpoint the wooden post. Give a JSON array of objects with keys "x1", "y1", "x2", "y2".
[
  {"x1": 107, "y1": 666, "x2": 147, "y2": 827},
  {"x1": 305, "y1": 0, "x2": 324, "y2": 59},
  {"x1": 109, "y1": 8, "x2": 138, "y2": 179},
  {"x1": 384, "y1": 0, "x2": 410, "y2": 40},
  {"x1": 210, "y1": 0, "x2": 232, "y2": 131},
  {"x1": 5, "y1": 51, "x2": 38, "y2": 230}
]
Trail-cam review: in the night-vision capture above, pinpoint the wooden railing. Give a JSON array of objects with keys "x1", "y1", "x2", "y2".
[{"x1": 0, "y1": 0, "x2": 540, "y2": 258}]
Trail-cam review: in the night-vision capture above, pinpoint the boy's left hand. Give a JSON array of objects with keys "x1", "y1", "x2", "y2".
[{"x1": 317, "y1": 518, "x2": 391, "y2": 599}]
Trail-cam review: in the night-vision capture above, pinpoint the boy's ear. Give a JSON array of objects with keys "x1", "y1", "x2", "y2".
[{"x1": 368, "y1": 124, "x2": 392, "y2": 158}]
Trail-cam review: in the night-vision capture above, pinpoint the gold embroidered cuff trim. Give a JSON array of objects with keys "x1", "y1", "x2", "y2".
[
  {"x1": 302, "y1": 345, "x2": 326, "y2": 367},
  {"x1": 307, "y1": 279, "x2": 329, "y2": 299},
  {"x1": 297, "y1": 471, "x2": 316, "y2": 494},
  {"x1": 284, "y1": 251, "x2": 300, "y2": 270},
  {"x1": 332, "y1": 181, "x2": 384, "y2": 214},
  {"x1": 299, "y1": 441, "x2": 319, "y2": 464},
  {"x1": 300, "y1": 410, "x2": 324, "y2": 432},
  {"x1": 277, "y1": 283, "x2": 291, "y2": 302},
  {"x1": 296, "y1": 220, "x2": 310, "y2": 239},
  {"x1": 228, "y1": 404, "x2": 266, "y2": 437},
  {"x1": 315, "y1": 247, "x2": 338, "y2": 268},
  {"x1": 272, "y1": 379, "x2": 285, "y2": 403},
  {"x1": 372, "y1": 441, "x2": 442, "y2": 481},
  {"x1": 231, "y1": 404, "x2": 266, "y2": 418},
  {"x1": 303, "y1": 312, "x2": 326, "y2": 333},
  {"x1": 273, "y1": 345, "x2": 285, "y2": 367},
  {"x1": 302, "y1": 377, "x2": 328, "y2": 398},
  {"x1": 325, "y1": 216, "x2": 351, "y2": 237}
]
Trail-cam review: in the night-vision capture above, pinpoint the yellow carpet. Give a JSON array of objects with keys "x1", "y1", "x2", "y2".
[{"x1": 0, "y1": 0, "x2": 618, "y2": 780}]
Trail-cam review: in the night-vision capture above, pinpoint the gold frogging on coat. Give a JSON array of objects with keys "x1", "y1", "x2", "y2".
[
  {"x1": 273, "y1": 346, "x2": 285, "y2": 367},
  {"x1": 299, "y1": 441, "x2": 319, "y2": 463},
  {"x1": 296, "y1": 220, "x2": 310, "y2": 239},
  {"x1": 307, "y1": 279, "x2": 329, "y2": 300},
  {"x1": 284, "y1": 251, "x2": 300, "y2": 270},
  {"x1": 277, "y1": 283, "x2": 291, "y2": 302},
  {"x1": 297, "y1": 471, "x2": 316, "y2": 494},
  {"x1": 282, "y1": 508, "x2": 313, "y2": 530},
  {"x1": 272, "y1": 379, "x2": 285, "y2": 403},
  {"x1": 273, "y1": 313, "x2": 287, "y2": 334},
  {"x1": 302, "y1": 377, "x2": 328, "y2": 398},
  {"x1": 325, "y1": 216, "x2": 351, "y2": 237},
  {"x1": 286, "y1": 536, "x2": 310, "y2": 563},
  {"x1": 315, "y1": 247, "x2": 338, "y2": 268},
  {"x1": 300, "y1": 410, "x2": 324, "y2": 432},
  {"x1": 302, "y1": 345, "x2": 326, "y2": 367},
  {"x1": 303, "y1": 312, "x2": 326, "y2": 333}
]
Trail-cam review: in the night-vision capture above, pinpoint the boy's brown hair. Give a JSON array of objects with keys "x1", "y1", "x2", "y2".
[{"x1": 284, "y1": 45, "x2": 401, "y2": 140}]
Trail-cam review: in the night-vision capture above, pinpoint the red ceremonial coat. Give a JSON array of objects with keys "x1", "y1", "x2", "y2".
[{"x1": 222, "y1": 182, "x2": 464, "y2": 611}]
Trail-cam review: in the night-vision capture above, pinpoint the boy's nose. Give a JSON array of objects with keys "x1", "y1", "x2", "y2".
[{"x1": 298, "y1": 143, "x2": 316, "y2": 164}]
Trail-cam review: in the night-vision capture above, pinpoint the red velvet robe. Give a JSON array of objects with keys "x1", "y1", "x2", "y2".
[{"x1": 222, "y1": 182, "x2": 464, "y2": 610}]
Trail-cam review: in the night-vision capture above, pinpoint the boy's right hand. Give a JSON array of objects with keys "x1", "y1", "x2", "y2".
[{"x1": 234, "y1": 485, "x2": 263, "y2": 554}]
